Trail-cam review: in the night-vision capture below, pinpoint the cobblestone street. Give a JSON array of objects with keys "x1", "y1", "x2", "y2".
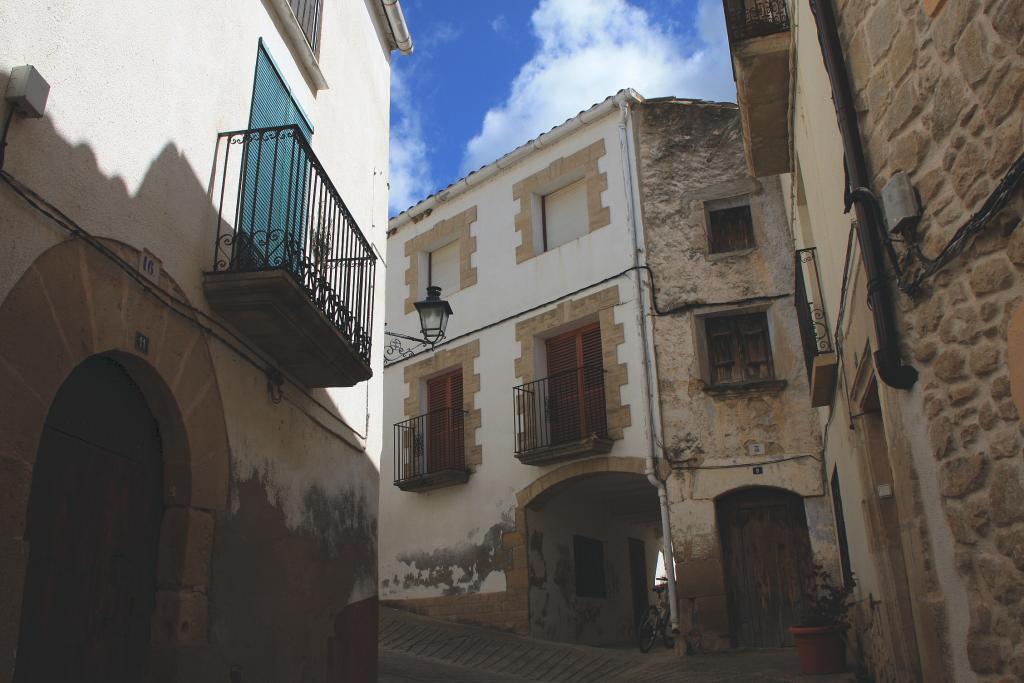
[{"x1": 379, "y1": 608, "x2": 857, "y2": 682}]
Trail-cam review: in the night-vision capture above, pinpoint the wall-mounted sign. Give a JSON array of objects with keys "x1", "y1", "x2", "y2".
[
  {"x1": 135, "y1": 331, "x2": 149, "y2": 354},
  {"x1": 138, "y1": 249, "x2": 161, "y2": 285},
  {"x1": 752, "y1": 466, "x2": 764, "y2": 475}
]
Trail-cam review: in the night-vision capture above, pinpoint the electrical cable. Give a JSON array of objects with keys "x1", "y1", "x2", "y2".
[
  {"x1": 0, "y1": 106, "x2": 16, "y2": 171},
  {"x1": 0, "y1": 169, "x2": 368, "y2": 447},
  {"x1": 900, "y1": 152, "x2": 1024, "y2": 294},
  {"x1": 671, "y1": 453, "x2": 820, "y2": 471}
]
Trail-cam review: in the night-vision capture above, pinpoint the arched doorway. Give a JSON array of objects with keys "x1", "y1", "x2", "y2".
[
  {"x1": 14, "y1": 355, "x2": 164, "y2": 682},
  {"x1": 524, "y1": 469, "x2": 662, "y2": 646},
  {"x1": 716, "y1": 487, "x2": 813, "y2": 648}
]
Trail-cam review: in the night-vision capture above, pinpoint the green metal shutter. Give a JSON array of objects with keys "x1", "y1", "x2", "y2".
[{"x1": 238, "y1": 43, "x2": 313, "y2": 272}]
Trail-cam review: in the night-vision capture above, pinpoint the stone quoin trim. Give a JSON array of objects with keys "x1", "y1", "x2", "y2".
[
  {"x1": 512, "y1": 138, "x2": 611, "y2": 263},
  {"x1": 0, "y1": 239, "x2": 231, "y2": 666},
  {"x1": 513, "y1": 285, "x2": 631, "y2": 439},
  {"x1": 402, "y1": 339, "x2": 482, "y2": 467},
  {"x1": 403, "y1": 206, "x2": 478, "y2": 314}
]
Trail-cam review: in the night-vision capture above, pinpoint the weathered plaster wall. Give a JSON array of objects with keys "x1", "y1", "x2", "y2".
[
  {"x1": 783, "y1": 0, "x2": 1024, "y2": 680},
  {"x1": 0, "y1": 1, "x2": 395, "y2": 679},
  {"x1": 526, "y1": 483, "x2": 660, "y2": 645},
  {"x1": 631, "y1": 100, "x2": 831, "y2": 650}
]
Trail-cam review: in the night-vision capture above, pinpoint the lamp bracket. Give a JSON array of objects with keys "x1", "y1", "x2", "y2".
[{"x1": 383, "y1": 330, "x2": 444, "y2": 365}]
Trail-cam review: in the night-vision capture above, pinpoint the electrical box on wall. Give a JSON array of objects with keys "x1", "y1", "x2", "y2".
[
  {"x1": 5, "y1": 65, "x2": 49, "y2": 118},
  {"x1": 748, "y1": 443, "x2": 765, "y2": 456},
  {"x1": 881, "y1": 171, "x2": 921, "y2": 235}
]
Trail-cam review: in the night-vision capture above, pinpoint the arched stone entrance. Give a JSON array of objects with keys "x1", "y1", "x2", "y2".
[
  {"x1": 0, "y1": 238, "x2": 230, "y2": 677},
  {"x1": 715, "y1": 486, "x2": 814, "y2": 648},
  {"x1": 515, "y1": 457, "x2": 663, "y2": 646},
  {"x1": 15, "y1": 355, "x2": 164, "y2": 681}
]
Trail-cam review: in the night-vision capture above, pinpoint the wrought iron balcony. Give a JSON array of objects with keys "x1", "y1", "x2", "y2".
[
  {"x1": 794, "y1": 247, "x2": 838, "y2": 407},
  {"x1": 203, "y1": 124, "x2": 375, "y2": 388},
  {"x1": 513, "y1": 366, "x2": 612, "y2": 466},
  {"x1": 724, "y1": 0, "x2": 790, "y2": 43},
  {"x1": 393, "y1": 408, "x2": 470, "y2": 492},
  {"x1": 722, "y1": 0, "x2": 793, "y2": 177}
]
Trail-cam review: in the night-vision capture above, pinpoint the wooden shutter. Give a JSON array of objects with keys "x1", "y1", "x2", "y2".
[
  {"x1": 708, "y1": 205, "x2": 755, "y2": 254},
  {"x1": 739, "y1": 314, "x2": 773, "y2": 379},
  {"x1": 426, "y1": 369, "x2": 463, "y2": 472},
  {"x1": 707, "y1": 317, "x2": 739, "y2": 384},
  {"x1": 546, "y1": 324, "x2": 604, "y2": 443}
]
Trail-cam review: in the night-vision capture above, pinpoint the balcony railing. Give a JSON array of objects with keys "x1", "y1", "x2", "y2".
[
  {"x1": 290, "y1": 0, "x2": 323, "y2": 54},
  {"x1": 794, "y1": 248, "x2": 838, "y2": 406},
  {"x1": 514, "y1": 366, "x2": 611, "y2": 464},
  {"x1": 724, "y1": 0, "x2": 790, "y2": 43},
  {"x1": 394, "y1": 408, "x2": 469, "y2": 491},
  {"x1": 211, "y1": 124, "x2": 375, "y2": 365}
]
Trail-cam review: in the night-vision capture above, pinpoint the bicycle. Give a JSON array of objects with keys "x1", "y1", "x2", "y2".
[{"x1": 637, "y1": 577, "x2": 676, "y2": 652}]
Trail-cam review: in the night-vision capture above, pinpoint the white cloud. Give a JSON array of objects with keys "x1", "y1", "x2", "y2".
[
  {"x1": 461, "y1": 0, "x2": 735, "y2": 174},
  {"x1": 388, "y1": 67, "x2": 434, "y2": 215},
  {"x1": 491, "y1": 14, "x2": 508, "y2": 33}
]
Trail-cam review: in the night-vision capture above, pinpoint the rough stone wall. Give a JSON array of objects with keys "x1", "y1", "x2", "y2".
[
  {"x1": 835, "y1": 0, "x2": 1024, "y2": 678},
  {"x1": 632, "y1": 100, "x2": 829, "y2": 650}
]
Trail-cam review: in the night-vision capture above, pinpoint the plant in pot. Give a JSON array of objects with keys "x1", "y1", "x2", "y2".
[{"x1": 789, "y1": 564, "x2": 856, "y2": 675}]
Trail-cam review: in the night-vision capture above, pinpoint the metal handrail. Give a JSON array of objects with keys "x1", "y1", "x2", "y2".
[
  {"x1": 210, "y1": 124, "x2": 376, "y2": 362},
  {"x1": 393, "y1": 407, "x2": 469, "y2": 483},
  {"x1": 794, "y1": 247, "x2": 834, "y2": 380},
  {"x1": 513, "y1": 366, "x2": 608, "y2": 455},
  {"x1": 724, "y1": 0, "x2": 790, "y2": 43}
]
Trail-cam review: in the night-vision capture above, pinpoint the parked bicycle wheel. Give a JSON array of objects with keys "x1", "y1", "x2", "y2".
[
  {"x1": 662, "y1": 625, "x2": 675, "y2": 650},
  {"x1": 637, "y1": 610, "x2": 658, "y2": 652}
]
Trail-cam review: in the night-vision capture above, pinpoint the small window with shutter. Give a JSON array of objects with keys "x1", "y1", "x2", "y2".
[
  {"x1": 706, "y1": 196, "x2": 755, "y2": 254},
  {"x1": 427, "y1": 240, "x2": 460, "y2": 296},
  {"x1": 542, "y1": 179, "x2": 588, "y2": 251},
  {"x1": 545, "y1": 323, "x2": 607, "y2": 444},
  {"x1": 704, "y1": 312, "x2": 774, "y2": 386}
]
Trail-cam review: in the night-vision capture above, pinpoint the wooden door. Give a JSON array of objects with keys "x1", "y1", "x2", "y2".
[
  {"x1": 545, "y1": 324, "x2": 604, "y2": 445},
  {"x1": 15, "y1": 356, "x2": 164, "y2": 682},
  {"x1": 717, "y1": 488, "x2": 813, "y2": 648},
  {"x1": 426, "y1": 369, "x2": 463, "y2": 473}
]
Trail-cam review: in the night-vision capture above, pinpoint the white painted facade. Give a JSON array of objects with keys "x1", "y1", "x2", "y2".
[
  {"x1": 0, "y1": 1, "x2": 410, "y2": 678},
  {"x1": 381, "y1": 99, "x2": 657, "y2": 601}
]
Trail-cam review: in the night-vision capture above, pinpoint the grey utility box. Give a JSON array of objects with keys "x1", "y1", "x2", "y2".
[{"x1": 5, "y1": 65, "x2": 49, "y2": 118}]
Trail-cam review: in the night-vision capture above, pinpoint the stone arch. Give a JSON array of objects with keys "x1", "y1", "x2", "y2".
[{"x1": 0, "y1": 237, "x2": 230, "y2": 670}]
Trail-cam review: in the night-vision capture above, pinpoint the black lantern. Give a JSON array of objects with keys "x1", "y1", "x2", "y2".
[{"x1": 413, "y1": 285, "x2": 452, "y2": 345}]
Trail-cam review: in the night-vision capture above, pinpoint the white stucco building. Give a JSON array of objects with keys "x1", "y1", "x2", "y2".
[
  {"x1": 380, "y1": 90, "x2": 832, "y2": 649},
  {"x1": 0, "y1": 2, "x2": 410, "y2": 681}
]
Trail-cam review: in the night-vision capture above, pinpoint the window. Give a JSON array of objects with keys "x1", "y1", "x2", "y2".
[
  {"x1": 427, "y1": 241, "x2": 460, "y2": 296},
  {"x1": 705, "y1": 312, "x2": 774, "y2": 385},
  {"x1": 545, "y1": 324, "x2": 607, "y2": 444},
  {"x1": 573, "y1": 535, "x2": 606, "y2": 598},
  {"x1": 542, "y1": 179, "x2": 588, "y2": 250},
  {"x1": 830, "y1": 465, "x2": 854, "y2": 589},
  {"x1": 706, "y1": 197, "x2": 755, "y2": 254},
  {"x1": 425, "y1": 369, "x2": 464, "y2": 471}
]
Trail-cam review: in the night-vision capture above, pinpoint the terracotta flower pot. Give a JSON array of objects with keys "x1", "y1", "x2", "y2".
[{"x1": 789, "y1": 624, "x2": 847, "y2": 674}]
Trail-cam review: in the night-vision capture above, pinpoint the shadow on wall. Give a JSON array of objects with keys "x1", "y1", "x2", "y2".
[{"x1": 0, "y1": 73, "x2": 379, "y2": 683}]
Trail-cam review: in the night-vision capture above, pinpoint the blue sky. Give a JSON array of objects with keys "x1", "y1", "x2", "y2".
[{"x1": 389, "y1": 0, "x2": 737, "y2": 215}]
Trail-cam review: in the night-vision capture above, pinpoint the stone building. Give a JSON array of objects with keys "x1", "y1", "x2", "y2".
[
  {"x1": 0, "y1": 1, "x2": 411, "y2": 681},
  {"x1": 724, "y1": 0, "x2": 1023, "y2": 680},
  {"x1": 379, "y1": 91, "x2": 832, "y2": 652}
]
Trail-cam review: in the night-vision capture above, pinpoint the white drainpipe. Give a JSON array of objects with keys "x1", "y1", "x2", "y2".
[
  {"x1": 617, "y1": 100, "x2": 679, "y2": 634},
  {"x1": 382, "y1": 0, "x2": 414, "y2": 55}
]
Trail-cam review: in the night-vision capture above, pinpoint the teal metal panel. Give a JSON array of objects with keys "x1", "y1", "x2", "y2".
[{"x1": 239, "y1": 42, "x2": 313, "y2": 271}]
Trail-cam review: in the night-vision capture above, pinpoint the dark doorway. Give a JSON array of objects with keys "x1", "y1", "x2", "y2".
[
  {"x1": 627, "y1": 538, "x2": 649, "y2": 633},
  {"x1": 716, "y1": 488, "x2": 813, "y2": 648},
  {"x1": 15, "y1": 356, "x2": 164, "y2": 682}
]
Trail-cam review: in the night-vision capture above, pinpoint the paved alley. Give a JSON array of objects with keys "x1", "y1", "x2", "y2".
[{"x1": 379, "y1": 607, "x2": 857, "y2": 682}]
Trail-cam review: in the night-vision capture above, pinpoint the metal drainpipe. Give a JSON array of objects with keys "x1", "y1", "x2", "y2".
[
  {"x1": 617, "y1": 99, "x2": 680, "y2": 634},
  {"x1": 809, "y1": 0, "x2": 917, "y2": 390}
]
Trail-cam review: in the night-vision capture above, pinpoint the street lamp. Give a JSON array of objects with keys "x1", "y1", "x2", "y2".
[
  {"x1": 414, "y1": 285, "x2": 453, "y2": 345},
  {"x1": 384, "y1": 286, "x2": 454, "y2": 364}
]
